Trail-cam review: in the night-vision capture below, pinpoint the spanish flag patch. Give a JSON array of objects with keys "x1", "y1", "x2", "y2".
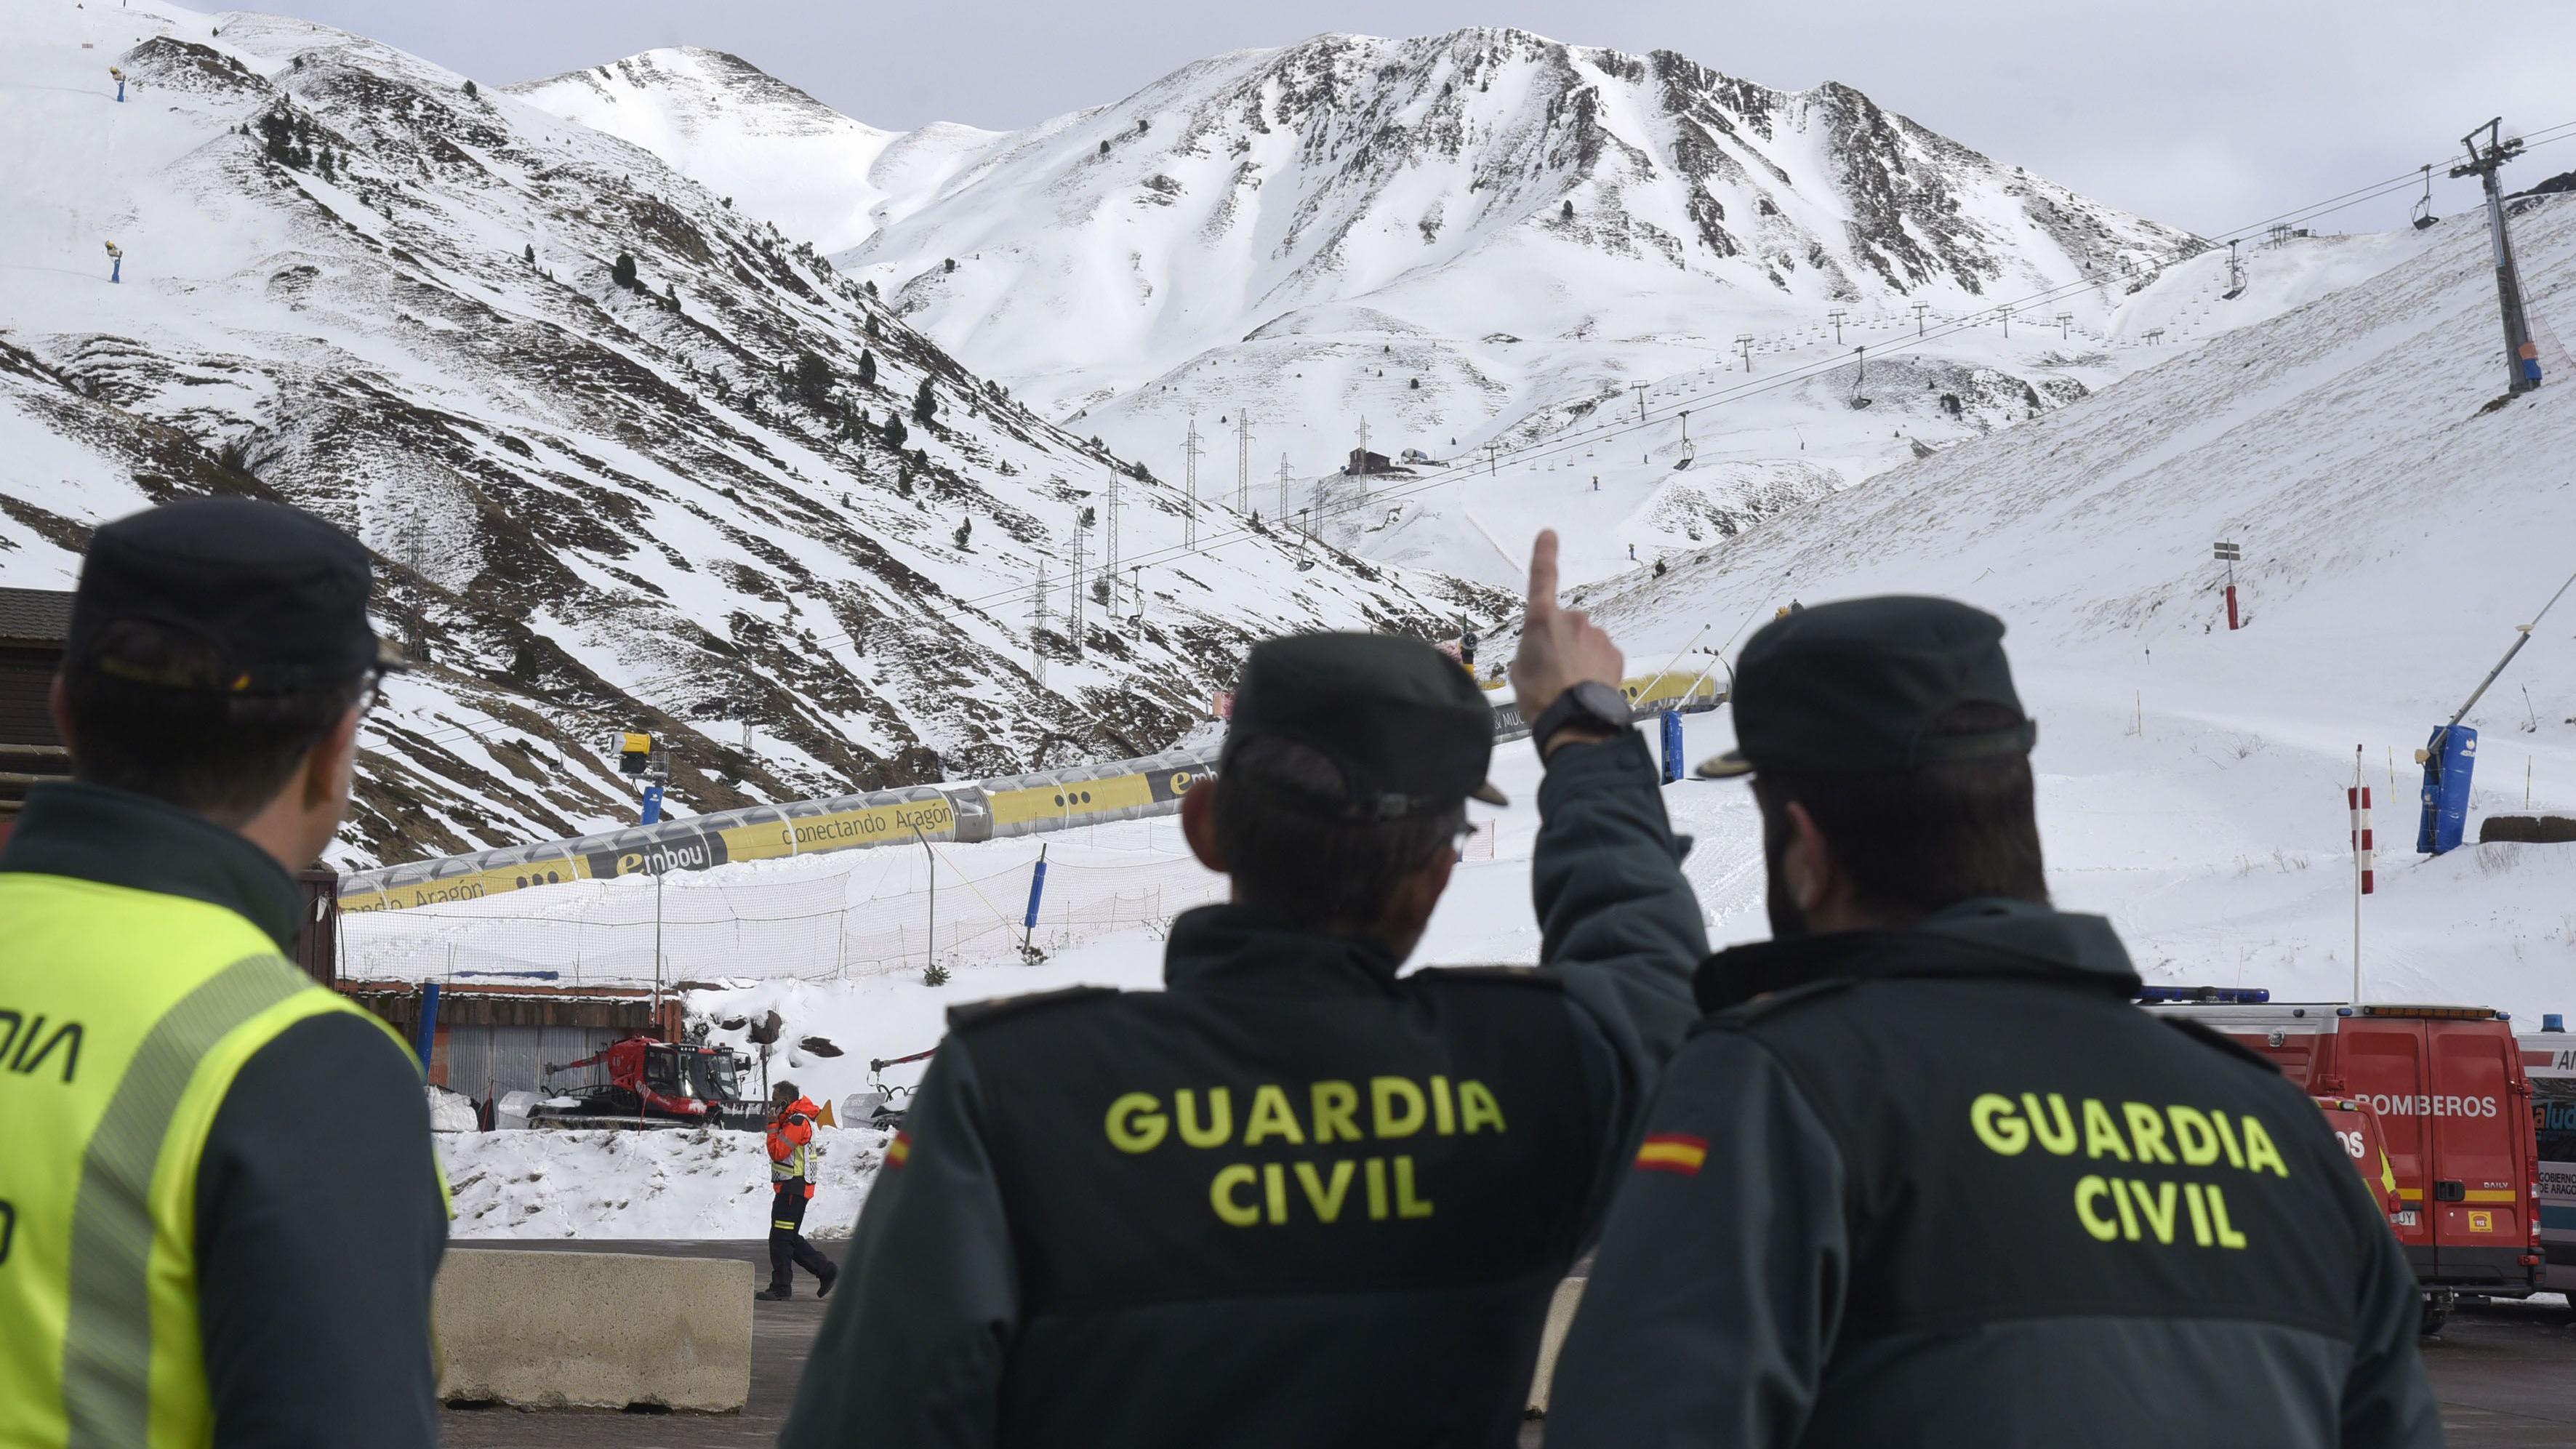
[
  {"x1": 1634, "y1": 1133, "x2": 1709, "y2": 1175},
  {"x1": 886, "y1": 1131, "x2": 912, "y2": 1169}
]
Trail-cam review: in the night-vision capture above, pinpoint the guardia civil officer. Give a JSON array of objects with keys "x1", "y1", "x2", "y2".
[
  {"x1": 0, "y1": 499, "x2": 447, "y2": 1447},
  {"x1": 1545, "y1": 598, "x2": 2438, "y2": 1448},
  {"x1": 782, "y1": 530, "x2": 1703, "y2": 1448}
]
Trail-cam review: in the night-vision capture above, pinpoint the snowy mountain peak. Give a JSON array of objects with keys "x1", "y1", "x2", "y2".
[
  {"x1": 812, "y1": 28, "x2": 2197, "y2": 452},
  {"x1": 509, "y1": 47, "x2": 875, "y2": 143},
  {"x1": 508, "y1": 48, "x2": 996, "y2": 255}
]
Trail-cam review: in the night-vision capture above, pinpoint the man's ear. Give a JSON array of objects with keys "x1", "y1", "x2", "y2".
[
  {"x1": 302, "y1": 703, "x2": 363, "y2": 811},
  {"x1": 1181, "y1": 777, "x2": 1225, "y2": 872},
  {"x1": 1781, "y1": 798, "x2": 1840, "y2": 916}
]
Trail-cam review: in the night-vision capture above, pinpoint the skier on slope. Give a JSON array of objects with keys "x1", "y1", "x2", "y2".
[
  {"x1": 110, "y1": 66, "x2": 126, "y2": 103},
  {"x1": 104, "y1": 241, "x2": 122, "y2": 284}
]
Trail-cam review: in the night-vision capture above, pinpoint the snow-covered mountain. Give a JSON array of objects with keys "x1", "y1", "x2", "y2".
[
  {"x1": 0, "y1": 4, "x2": 1498, "y2": 867},
  {"x1": 503, "y1": 48, "x2": 1001, "y2": 257},
  {"x1": 513, "y1": 31, "x2": 2204, "y2": 587},
  {"x1": 821, "y1": 31, "x2": 2201, "y2": 465}
]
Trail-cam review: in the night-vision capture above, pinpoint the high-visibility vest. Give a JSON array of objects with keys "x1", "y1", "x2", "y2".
[
  {"x1": 0, "y1": 871, "x2": 422, "y2": 1448},
  {"x1": 769, "y1": 1107, "x2": 818, "y2": 1181},
  {"x1": 769, "y1": 1133, "x2": 816, "y2": 1181}
]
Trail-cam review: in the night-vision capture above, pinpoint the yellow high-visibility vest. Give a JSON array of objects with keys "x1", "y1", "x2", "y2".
[
  {"x1": 0, "y1": 871, "x2": 418, "y2": 1448},
  {"x1": 771, "y1": 1138, "x2": 817, "y2": 1181}
]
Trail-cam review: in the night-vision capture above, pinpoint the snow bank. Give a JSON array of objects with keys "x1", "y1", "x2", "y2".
[{"x1": 441, "y1": 1124, "x2": 889, "y2": 1240}]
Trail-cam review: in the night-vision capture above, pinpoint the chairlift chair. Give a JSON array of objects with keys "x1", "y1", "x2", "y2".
[
  {"x1": 2412, "y1": 164, "x2": 2439, "y2": 230},
  {"x1": 1673, "y1": 438, "x2": 1696, "y2": 470}
]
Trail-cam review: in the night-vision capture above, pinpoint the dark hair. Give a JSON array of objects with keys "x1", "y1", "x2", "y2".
[
  {"x1": 63, "y1": 619, "x2": 361, "y2": 824},
  {"x1": 1213, "y1": 736, "x2": 1464, "y2": 932},
  {"x1": 1749, "y1": 702, "x2": 2046, "y2": 921}
]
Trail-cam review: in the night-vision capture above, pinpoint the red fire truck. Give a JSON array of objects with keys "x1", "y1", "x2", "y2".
[{"x1": 2141, "y1": 988, "x2": 2543, "y2": 1332}]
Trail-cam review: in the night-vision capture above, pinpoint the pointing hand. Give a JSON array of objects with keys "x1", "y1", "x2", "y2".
[{"x1": 1509, "y1": 529, "x2": 1624, "y2": 728}]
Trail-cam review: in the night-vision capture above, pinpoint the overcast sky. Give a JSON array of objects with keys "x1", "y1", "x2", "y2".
[{"x1": 195, "y1": 1, "x2": 2576, "y2": 236}]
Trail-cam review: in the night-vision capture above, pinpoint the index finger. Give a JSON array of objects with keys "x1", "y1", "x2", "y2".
[{"x1": 1525, "y1": 529, "x2": 1561, "y2": 611}]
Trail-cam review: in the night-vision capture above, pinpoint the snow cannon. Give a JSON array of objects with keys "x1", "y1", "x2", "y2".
[{"x1": 2415, "y1": 725, "x2": 2476, "y2": 856}]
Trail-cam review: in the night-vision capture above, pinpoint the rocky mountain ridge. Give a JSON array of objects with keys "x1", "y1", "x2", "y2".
[{"x1": 0, "y1": 4, "x2": 1496, "y2": 866}]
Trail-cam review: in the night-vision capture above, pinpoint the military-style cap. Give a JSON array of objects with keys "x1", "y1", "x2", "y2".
[
  {"x1": 1696, "y1": 596, "x2": 2034, "y2": 779},
  {"x1": 1226, "y1": 632, "x2": 1507, "y2": 818},
  {"x1": 68, "y1": 498, "x2": 402, "y2": 694}
]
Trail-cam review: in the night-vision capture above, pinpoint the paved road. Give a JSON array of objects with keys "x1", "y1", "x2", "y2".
[
  {"x1": 442, "y1": 1240, "x2": 2576, "y2": 1447},
  {"x1": 2418, "y1": 1295, "x2": 2576, "y2": 1448}
]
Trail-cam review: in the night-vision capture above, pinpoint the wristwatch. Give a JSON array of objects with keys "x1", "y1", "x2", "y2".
[{"x1": 1529, "y1": 680, "x2": 1632, "y2": 755}]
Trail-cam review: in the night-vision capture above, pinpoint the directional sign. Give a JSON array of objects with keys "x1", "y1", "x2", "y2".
[{"x1": 2212, "y1": 542, "x2": 2242, "y2": 561}]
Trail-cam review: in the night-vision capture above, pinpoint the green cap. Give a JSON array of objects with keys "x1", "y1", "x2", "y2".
[
  {"x1": 1696, "y1": 596, "x2": 2034, "y2": 779},
  {"x1": 1226, "y1": 632, "x2": 1507, "y2": 818}
]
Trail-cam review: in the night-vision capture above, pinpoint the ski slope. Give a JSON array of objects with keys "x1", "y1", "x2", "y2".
[
  {"x1": 1326, "y1": 215, "x2": 2473, "y2": 592},
  {"x1": 1560, "y1": 196, "x2": 2576, "y2": 1021}
]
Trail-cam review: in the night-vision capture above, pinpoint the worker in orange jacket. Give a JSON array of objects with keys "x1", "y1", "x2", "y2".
[{"x1": 759, "y1": 1082, "x2": 839, "y2": 1301}]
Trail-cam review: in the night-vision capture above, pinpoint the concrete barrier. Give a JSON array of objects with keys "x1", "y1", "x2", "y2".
[
  {"x1": 1526, "y1": 1277, "x2": 1587, "y2": 1416},
  {"x1": 436, "y1": 1249, "x2": 754, "y2": 1412}
]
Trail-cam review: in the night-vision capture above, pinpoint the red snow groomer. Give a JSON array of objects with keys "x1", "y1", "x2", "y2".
[{"x1": 529, "y1": 1035, "x2": 765, "y2": 1130}]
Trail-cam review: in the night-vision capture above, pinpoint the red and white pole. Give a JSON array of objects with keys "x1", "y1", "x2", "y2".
[{"x1": 2350, "y1": 746, "x2": 2371, "y2": 1002}]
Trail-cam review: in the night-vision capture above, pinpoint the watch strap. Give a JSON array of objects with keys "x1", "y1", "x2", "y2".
[{"x1": 1530, "y1": 681, "x2": 1629, "y2": 754}]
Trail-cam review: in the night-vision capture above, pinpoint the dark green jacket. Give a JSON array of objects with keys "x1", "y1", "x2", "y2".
[
  {"x1": 779, "y1": 730, "x2": 1704, "y2": 1448},
  {"x1": 1546, "y1": 899, "x2": 2441, "y2": 1449}
]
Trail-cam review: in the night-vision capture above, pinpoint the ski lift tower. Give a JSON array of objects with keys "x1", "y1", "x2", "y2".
[
  {"x1": 2449, "y1": 119, "x2": 2543, "y2": 396},
  {"x1": 2221, "y1": 240, "x2": 2247, "y2": 301},
  {"x1": 1734, "y1": 334, "x2": 1754, "y2": 372}
]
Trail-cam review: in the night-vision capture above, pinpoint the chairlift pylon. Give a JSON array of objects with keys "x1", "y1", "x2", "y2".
[{"x1": 2412, "y1": 164, "x2": 2439, "y2": 231}]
